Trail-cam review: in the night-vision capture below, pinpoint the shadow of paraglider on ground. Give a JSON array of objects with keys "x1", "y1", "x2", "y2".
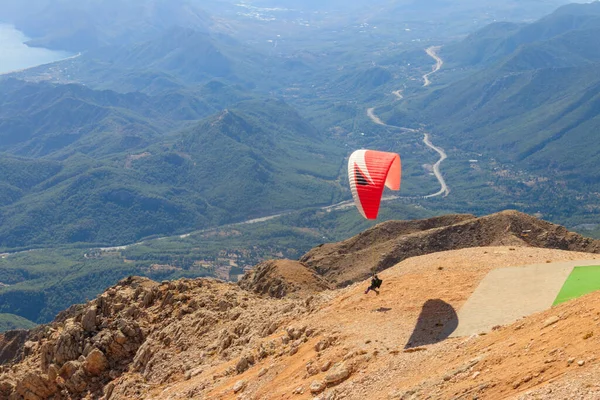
[
  {"x1": 374, "y1": 307, "x2": 392, "y2": 313},
  {"x1": 404, "y1": 299, "x2": 458, "y2": 349}
]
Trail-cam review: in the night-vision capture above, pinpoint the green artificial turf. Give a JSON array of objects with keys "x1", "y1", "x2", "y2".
[{"x1": 553, "y1": 266, "x2": 600, "y2": 306}]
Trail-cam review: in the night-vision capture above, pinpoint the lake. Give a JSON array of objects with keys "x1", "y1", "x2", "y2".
[{"x1": 0, "y1": 24, "x2": 71, "y2": 74}]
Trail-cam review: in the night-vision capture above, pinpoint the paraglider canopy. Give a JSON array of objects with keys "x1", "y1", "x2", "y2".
[{"x1": 348, "y1": 150, "x2": 401, "y2": 219}]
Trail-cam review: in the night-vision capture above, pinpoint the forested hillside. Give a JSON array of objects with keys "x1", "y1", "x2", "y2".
[
  {"x1": 397, "y1": 2, "x2": 600, "y2": 193},
  {"x1": 0, "y1": 93, "x2": 343, "y2": 248}
]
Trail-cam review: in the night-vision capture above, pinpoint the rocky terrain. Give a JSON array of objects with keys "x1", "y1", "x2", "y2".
[
  {"x1": 238, "y1": 260, "x2": 331, "y2": 299},
  {"x1": 301, "y1": 210, "x2": 600, "y2": 287},
  {"x1": 3, "y1": 211, "x2": 600, "y2": 400}
]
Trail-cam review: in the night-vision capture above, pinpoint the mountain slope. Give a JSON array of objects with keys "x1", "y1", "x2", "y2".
[
  {"x1": 397, "y1": 2, "x2": 600, "y2": 191},
  {"x1": 443, "y1": 2, "x2": 600, "y2": 67},
  {"x1": 149, "y1": 99, "x2": 344, "y2": 218},
  {"x1": 97, "y1": 28, "x2": 235, "y2": 83},
  {"x1": 0, "y1": 314, "x2": 36, "y2": 332},
  {"x1": 0, "y1": 78, "x2": 220, "y2": 158},
  {"x1": 8, "y1": 27, "x2": 269, "y2": 94},
  {"x1": 0, "y1": 97, "x2": 344, "y2": 249},
  {"x1": 300, "y1": 210, "x2": 600, "y2": 287},
  {"x1": 3, "y1": 241, "x2": 600, "y2": 399}
]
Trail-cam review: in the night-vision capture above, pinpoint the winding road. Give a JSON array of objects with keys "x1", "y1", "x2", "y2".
[
  {"x1": 423, "y1": 46, "x2": 443, "y2": 87},
  {"x1": 99, "y1": 46, "x2": 452, "y2": 253},
  {"x1": 366, "y1": 46, "x2": 449, "y2": 198},
  {"x1": 423, "y1": 133, "x2": 449, "y2": 197}
]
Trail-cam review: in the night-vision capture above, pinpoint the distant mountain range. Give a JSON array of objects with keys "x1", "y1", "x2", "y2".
[
  {"x1": 3, "y1": 0, "x2": 600, "y2": 334},
  {"x1": 3, "y1": 1, "x2": 600, "y2": 252},
  {"x1": 398, "y1": 2, "x2": 600, "y2": 191},
  {"x1": 7, "y1": 26, "x2": 273, "y2": 95}
]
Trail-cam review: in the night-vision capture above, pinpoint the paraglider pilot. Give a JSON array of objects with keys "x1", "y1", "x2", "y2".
[{"x1": 365, "y1": 274, "x2": 382, "y2": 295}]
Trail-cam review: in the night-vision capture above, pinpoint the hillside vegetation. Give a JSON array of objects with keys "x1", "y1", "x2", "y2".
[
  {"x1": 0, "y1": 314, "x2": 36, "y2": 332},
  {"x1": 0, "y1": 83, "x2": 344, "y2": 249},
  {"x1": 398, "y1": 2, "x2": 600, "y2": 193}
]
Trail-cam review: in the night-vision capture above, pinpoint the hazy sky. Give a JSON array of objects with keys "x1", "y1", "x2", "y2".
[{"x1": 0, "y1": 24, "x2": 70, "y2": 74}]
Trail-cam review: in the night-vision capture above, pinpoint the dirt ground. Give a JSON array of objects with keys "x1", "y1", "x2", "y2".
[{"x1": 151, "y1": 246, "x2": 600, "y2": 400}]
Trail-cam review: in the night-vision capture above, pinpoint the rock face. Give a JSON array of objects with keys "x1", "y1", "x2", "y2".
[
  {"x1": 0, "y1": 330, "x2": 29, "y2": 365},
  {"x1": 0, "y1": 275, "x2": 315, "y2": 400},
  {"x1": 310, "y1": 379, "x2": 326, "y2": 394},
  {"x1": 300, "y1": 211, "x2": 600, "y2": 287},
  {"x1": 238, "y1": 259, "x2": 331, "y2": 298}
]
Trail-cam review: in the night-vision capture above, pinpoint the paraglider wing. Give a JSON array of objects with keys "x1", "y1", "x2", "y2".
[{"x1": 348, "y1": 150, "x2": 401, "y2": 219}]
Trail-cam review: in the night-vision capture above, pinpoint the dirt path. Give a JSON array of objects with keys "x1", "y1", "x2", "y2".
[
  {"x1": 423, "y1": 46, "x2": 443, "y2": 87},
  {"x1": 199, "y1": 247, "x2": 600, "y2": 400}
]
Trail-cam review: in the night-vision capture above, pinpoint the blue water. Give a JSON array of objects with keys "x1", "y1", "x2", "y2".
[{"x1": 0, "y1": 24, "x2": 71, "y2": 74}]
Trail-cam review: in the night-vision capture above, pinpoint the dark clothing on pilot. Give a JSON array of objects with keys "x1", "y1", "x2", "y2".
[{"x1": 365, "y1": 275, "x2": 382, "y2": 295}]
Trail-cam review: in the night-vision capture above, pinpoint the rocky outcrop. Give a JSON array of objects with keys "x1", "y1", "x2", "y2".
[
  {"x1": 238, "y1": 259, "x2": 331, "y2": 298},
  {"x1": 0, "y1": 330, "x2": 29, "y2": 365},
  {"x1": 0, "y1": 275, "x2": 317, "y2": 399}
]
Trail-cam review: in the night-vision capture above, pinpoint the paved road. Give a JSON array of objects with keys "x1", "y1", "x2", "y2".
[
  {"x1": 366, "y1": 110, "x2": 449, "y2": 198},
  {"x1": 423, "y1": 46, "x2": 443, "y2": 87},
  {"x1": 423, "y1": 133, "x2": 450, "y2": 197},
  {"x1": 366, "y1": 45, "x2": 449, "y2": 198},
  {"x1": 392, "y1": 90, "x2": 404, "y2": 100}
]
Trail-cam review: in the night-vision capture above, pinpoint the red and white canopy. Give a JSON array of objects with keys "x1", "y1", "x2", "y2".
[{"x1": 348, "y1": 150, "x2": 401, "y2": 219}]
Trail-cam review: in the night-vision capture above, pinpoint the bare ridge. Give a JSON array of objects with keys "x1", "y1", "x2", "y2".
[{"x1": 301, "y1": 210, "x2": 600, "y2": 287}]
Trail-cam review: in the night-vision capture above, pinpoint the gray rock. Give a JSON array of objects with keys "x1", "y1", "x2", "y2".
[
  {"x1": 543, "y1": 316, "x2": 560, "y2": 328},
  {"x1": 233, "y1": 380, "x2": 247, "y2": 393},
  {"x1": 324, "y1": 362, "x2": 351, "y2": 385},
  {"x1": 293, "y1": 386, "x2": 304, "y2": 394},
  {"x1": 47, "y1": 364, "x2": 58, "y2": 382},
  {"x1": 236, "y1": 357, "x2": 249, "y2": 374},
  {"x1": 310, "y1": 380, "x2": 327, "y2": 394}
]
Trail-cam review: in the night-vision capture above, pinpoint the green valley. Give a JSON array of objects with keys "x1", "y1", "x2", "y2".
[{"x1": 2, "y1": 0, "x2": 600, "y2": 331}]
